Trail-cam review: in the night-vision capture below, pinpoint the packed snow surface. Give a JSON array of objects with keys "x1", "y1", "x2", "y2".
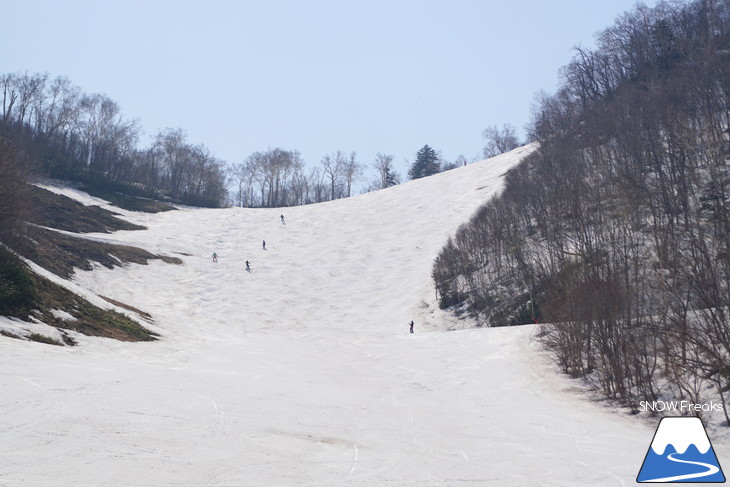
[{"x1": 1, "y1": 146, "x2": 726, "y2": 486}]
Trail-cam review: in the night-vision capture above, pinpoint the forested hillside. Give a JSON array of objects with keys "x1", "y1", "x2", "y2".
[
  {"x1": 0, "y1": 73, "x2": 228, "y2": 207},
  {"x1": 0, "y1": 73, "x2": 408, "y2": 210},
  {"x1": 0, "y1": 74, "x2": 194, "y2": 343},
  {"x1": 433, "y1": 0, "x2": 730, "y2": 422}
]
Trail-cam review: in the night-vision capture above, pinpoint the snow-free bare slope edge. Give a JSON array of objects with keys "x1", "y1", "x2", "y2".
[{"x1": 4, "y1": 145, "x2": 723, "y2": 486}]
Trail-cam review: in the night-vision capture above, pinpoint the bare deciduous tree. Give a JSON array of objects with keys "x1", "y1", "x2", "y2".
[
  {"x1": 370, "y1": 152, "x2": 400, "y2": 190},
  {"x1": 342, "y1": 151, "x2": 362, "y2": 197},
  {"x1": 321, "y1": 150, "x2": 346, "y2": 201},
  {"x1": 482, "y1": 124, "x2": 520, "y2": 158}
]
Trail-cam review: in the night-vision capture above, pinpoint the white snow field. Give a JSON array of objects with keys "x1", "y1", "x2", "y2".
[{"x1": 1, "y1": 145, "x2": 727, "y2": 486}]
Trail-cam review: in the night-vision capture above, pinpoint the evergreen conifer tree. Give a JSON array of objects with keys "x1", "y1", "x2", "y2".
[{"x1": 408, "y1": 145, "x2": 441, "y2": 180}]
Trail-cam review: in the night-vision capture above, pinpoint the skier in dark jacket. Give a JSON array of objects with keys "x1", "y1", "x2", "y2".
[
  {"x1": 245, "y1": 260, "x2": 251, "y2": 272},
  {"x1": 409, "y1": 320, "x2": 414, "y2": 334},
  {"x1": 262, "y1": 240, "x2": 266, "y2": 250}
]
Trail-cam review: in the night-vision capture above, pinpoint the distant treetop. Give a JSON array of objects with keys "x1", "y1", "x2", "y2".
[{"x1": 408, "y1": 145, "x2": 441, "y2": 180}]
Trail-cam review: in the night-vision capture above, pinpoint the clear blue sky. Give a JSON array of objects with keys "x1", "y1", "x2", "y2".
[{"x1": 3, "y1": 0, "x2": 654, "y2": 181}]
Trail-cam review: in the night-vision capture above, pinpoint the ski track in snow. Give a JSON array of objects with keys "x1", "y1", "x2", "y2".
[{"x1": 1, "y1": 145, "x2": 727, "y2": 486}]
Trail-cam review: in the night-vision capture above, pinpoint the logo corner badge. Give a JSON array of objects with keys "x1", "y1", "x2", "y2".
[{"x1": 637, "y1": 417, "x2": 725, "y2": 483}]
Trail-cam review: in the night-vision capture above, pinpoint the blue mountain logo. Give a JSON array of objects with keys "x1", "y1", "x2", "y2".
[{"x1": 637, "y1": 417, "x2": 725, "y2": 483}]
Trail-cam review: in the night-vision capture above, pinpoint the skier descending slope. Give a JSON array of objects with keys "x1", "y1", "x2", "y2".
[
  {"x1": 211, "y1": 252, "x2": 218, "y2": 263},
  {"x1": 245, "y1": 260, "x2": 251, "y2": 272}
]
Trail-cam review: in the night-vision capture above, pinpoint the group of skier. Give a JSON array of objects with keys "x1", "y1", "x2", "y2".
[
  {"x1": 210, "y1": 215, "x2": 286, "y2": 271},
  {"x1": 209, "y1": 214, "x2": 416, "y2": 333},
  {"x1": 211, "y1": 252, "x2": 252, "y2": 270}
]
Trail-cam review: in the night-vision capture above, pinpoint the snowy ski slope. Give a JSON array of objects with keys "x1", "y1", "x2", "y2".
[{"x1": 1, "y1": 145, "x2": 726, "y2": 486}]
